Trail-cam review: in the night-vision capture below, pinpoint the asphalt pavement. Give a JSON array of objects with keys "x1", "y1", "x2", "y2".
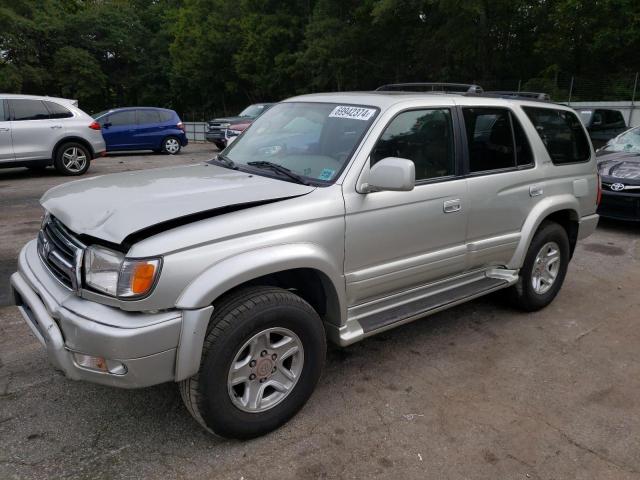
[{"x1": 1, "y1": 144, "x2": 639, "y2": 479}]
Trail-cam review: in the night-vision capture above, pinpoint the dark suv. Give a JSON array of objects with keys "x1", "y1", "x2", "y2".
[
  {"x1": 577, "y1": 108, "x2": 627, "y2": 149},
  {"x1": 205, "y1": 103, "x2": 273, "y2": 150}
]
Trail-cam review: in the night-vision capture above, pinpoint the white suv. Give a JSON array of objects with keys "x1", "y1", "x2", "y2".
[{"x1": 0, "y1": 94, "x2": 106, "y2": 175}]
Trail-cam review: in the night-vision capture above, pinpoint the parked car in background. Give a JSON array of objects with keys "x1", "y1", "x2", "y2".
[
  {"x1": 0, "y1": 94, "x2": 105, "y2": 175},
  {"x1": 93, "y1": 107, "x2": 187, "y2": 155},
  {"x1": 205, "y1": 103, "x2": 273, "y2": 150},
  {"x1": 577, "y1": 108, "x2": 627, "y2": 149},
  {"x1": 596, "y1": 125, "x2": 640, "y2": 220}
]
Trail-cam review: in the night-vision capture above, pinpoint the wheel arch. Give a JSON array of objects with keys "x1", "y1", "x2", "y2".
[
  {"x1": 509, "y1": 196, "x2": 580, "y2": 269},
  {"x1": 175, "y1": 244, "x2": 346, "y2": 326},
  {"x1": 53, "y1": 136, "x2": 95, "y2": 160},
  {"x1": 174, "y1": 244, "x2": 345, "y2": 381}
]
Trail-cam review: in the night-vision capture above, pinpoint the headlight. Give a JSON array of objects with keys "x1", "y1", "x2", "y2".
[
  {"x1": 84, "y1": 245, "x2": 161, "y2": 298},
  {"x1": 227, "y1": 128, "x2": 242, "y2": 137}
]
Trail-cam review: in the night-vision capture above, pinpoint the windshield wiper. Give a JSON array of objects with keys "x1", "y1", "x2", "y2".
[
  {"x1": 247, "y1": 161, "x2": 310, "y2": 185},
  {"x1": 208, "y1": 154, "x2": 238, "y2": 170}
]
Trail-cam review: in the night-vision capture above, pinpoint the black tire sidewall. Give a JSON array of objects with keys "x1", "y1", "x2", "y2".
[
  {"x1": 198, "y1": 296, "x2": 325, "y2": 439},
  {"x1": 54, "y1": 143, "x2": 91, "y2": 175},
  {"x1": 162, "y1": 136, "x2": 181, "y2": 154},
  {"x1": 519, "y1": 222, "x2": 570, "y2": 310}
]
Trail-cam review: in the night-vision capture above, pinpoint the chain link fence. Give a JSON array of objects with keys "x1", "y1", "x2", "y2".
[{"x1": 181, "y1": 73, "x2": 640, "y2": 140}]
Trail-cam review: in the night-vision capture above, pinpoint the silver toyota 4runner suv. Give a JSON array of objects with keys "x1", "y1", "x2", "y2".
[{"x1": 11, "y1": 88, "x2": 599, "y2": 439}]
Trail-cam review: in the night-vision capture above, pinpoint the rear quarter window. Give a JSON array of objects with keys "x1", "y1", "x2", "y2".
[
  {"x1": 159, "y1": 111, "x2": 173, "y2": 122},
  {"x1": 44, "y1": 101, "x2": 73, "y2": 119},
  {"x1": 523, "y1": 107, "x2": 591, "y2": 164}
]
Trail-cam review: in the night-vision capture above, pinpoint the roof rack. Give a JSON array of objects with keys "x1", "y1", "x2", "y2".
[
  {"x1": 376, "y1": 82, "x2": 484, "y2": 94},
  {"x1": 485, "y1": 91, "x2": 551, "y2": 101}
]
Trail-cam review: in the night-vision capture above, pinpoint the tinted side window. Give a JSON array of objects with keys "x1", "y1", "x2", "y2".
[
  {"x1": 512, "y1": 115, "x2": 533, "y2": 166},
  {"x1": 44, "y1": 101, "x2": 73, "y2": 119},
  {"x1": 605, "y1": 110, "x2": 624, "y2": 126},
  {"x1": 159, "y1": 111, "x2": 173, "y2": 122},
  {"x1": 463, "y1": 108, "x2": 515, "y2": 172},
  {"x1": 371, "y1": 108, "x2": 455, "y2": 181},
  {"x1": 0, "y1": 100, "x2": 5, "y2": 121},
  {"x1": 523, "y1": 107, "x2": 591, "y2": 164},
  {"x1": 137, "y1": 109, "x2": 161, "y2": 124},
  {"x1": 109, "y1": 111, "x2": 136, "y2": 126},
  {"x1": 9, "y1": 99, "x2": 50, "y2": 121}
]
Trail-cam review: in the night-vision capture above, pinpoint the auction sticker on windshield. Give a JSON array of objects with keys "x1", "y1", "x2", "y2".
[{"x1": 329, "y1": 106, "x2": 376, "y2": 121}]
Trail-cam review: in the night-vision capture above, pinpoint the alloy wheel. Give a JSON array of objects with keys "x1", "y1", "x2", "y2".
[
  {"x1": 531, "y1": 241, "x2": 561, "y2": 294},
  {"x1": 62, "y1": 147, "x2": 87, "y2": 173},
  {"x1": 227, "y1": 327, "x2": 304, "y2": 413}
]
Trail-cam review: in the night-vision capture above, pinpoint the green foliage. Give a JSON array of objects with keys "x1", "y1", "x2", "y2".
[{"x1": 1, "y1": 0, "x2": 640, "y2": 116}]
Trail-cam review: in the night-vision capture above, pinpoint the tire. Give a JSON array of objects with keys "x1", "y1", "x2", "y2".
[
  {"x1": 214, "y1": 141, "x2": 226, "y2": 151},
  {"x1": 507, "y1": 221, "x2": 570, "y2": 311},
  {"x1": 54, "y1": 142, "x2": 91, "y2": 176},
  {"x1": 162, "y1": 136, "x2": 181, "y2": 155},
  {"x1": 179, "y1": 286, "x2": 326, "y2": 439}
]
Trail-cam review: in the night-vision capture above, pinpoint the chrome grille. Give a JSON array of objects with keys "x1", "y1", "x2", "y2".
[{"x1": 37, "y1": 216, "x2": 85, "y2": 291}]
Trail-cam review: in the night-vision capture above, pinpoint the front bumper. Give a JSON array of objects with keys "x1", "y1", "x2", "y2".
[
  {"x1": 205, "y1": 131, "x2": 227, "y2": 145},
  {"x1": 598, "y1": 191, "x2": 640, "y2": 221},
  {"x1": 10, "y1": 240, "x2": 211, "y2": 388}
]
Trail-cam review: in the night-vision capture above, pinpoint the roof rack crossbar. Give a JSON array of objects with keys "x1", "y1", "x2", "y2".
[{"x1": 376, "y1": 82, "x2": 484, "y2": 94}]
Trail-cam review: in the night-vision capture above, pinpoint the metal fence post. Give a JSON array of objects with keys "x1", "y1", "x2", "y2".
[
  {"x1": 568, "y1": 76, "x2": 574, "y2": 105},
  {"x1": 630, "y1": 72, "x2": 638, "y2": 126}
]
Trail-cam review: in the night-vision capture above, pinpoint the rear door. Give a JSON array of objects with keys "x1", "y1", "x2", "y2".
[
  {"x1": 460, "y1": 106, "x2": 537, "y2": 270},
  {"x1": 8, "y1": 99, "x2": 59, "y2": 161},
  {"x1": 101, "y1": 110, "x2": 137, "y2": 150},
  {"x1": 0, "y1": 99, "x2": 14, "y2": 162},
  {"x1": 135, "y1": 109, "x2": 162, "y2": 148}
]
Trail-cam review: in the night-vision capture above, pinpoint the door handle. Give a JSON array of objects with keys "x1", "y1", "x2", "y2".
[
  {"x1": 0, "y1": 127, "x2": 9, "y2": 132},
  {"x1": 443, "y1": 199, "x2": 461, "y2": 213},
  {"x1": 50, "y1": 125, "x2": 62, "y2": 129}
]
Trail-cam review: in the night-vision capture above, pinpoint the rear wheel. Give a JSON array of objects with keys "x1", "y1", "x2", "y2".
[
  {"x1": 54, "y1": 143, "x2": 90, "y2": 175},
  {"x1": 179, "y1": 286, "x2": 326, "y2": 439},
  {"x1": 214, "y1": 141, "x2": 226, "y2": 151},
  {"x1": 507, "y1": 221, "x2": 570, "y2": 311},
  {"x1": 162, "y1": 136, "x2": 181, "y2": 155}
]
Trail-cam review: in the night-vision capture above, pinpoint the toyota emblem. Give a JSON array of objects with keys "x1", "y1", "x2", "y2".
[{"x1": 610, "y1": 183, "x2": 625, "y2": 191}]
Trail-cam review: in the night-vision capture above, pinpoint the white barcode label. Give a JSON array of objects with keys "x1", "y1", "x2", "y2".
[{"x1": 329, "y1": 106, "x2": 376, "y2": 121}]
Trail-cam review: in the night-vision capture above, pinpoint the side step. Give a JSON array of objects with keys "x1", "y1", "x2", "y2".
[{"x1": 359, "y1": 276, "x2": 509, "y2": 333}]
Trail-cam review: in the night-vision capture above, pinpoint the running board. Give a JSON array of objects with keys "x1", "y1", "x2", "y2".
[{"x1": 326, "y1": 269, "x2": 518, "y2": 346}]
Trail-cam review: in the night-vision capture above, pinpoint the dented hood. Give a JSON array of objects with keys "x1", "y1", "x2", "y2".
[{"x1": 41, "y1": 163, "x2": 315, "y2": 244}]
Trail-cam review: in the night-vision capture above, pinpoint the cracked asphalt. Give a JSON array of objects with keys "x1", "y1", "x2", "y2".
[{"x1": 1, "y1": 144, "x2": 640, "y2": 479}]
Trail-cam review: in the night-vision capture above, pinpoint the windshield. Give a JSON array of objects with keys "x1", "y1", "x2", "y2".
[
  {"x1": 578, "y1": 110, "x2": 593, "y2": 125},
  {"x1": 602, "y1": 126, "x2": 640, "y2": 153},
  {"x1": 224, "y1": 102, "x2": 379, "y2": 184},
  {"x1": 239, "y1": 104, "x2": 269, "y2": 118}
]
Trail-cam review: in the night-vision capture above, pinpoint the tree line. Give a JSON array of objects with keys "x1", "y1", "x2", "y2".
[{"x1": 2, "y1": 0, "x2": 640, "y2": 118}]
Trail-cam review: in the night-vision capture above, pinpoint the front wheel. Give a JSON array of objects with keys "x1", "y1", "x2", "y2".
[
  {"x1": 162, "y1": 136, "x2": 181, "y2": 155},
  {"x1": 179, "y1": 286, "x2": 326, "y2": 439},
  {"x1": 507, "y1": 221, "x2": 570, "y2": 311},
  {"x1": 54, "y1": 143, "x2": 90, "y2": 175}
]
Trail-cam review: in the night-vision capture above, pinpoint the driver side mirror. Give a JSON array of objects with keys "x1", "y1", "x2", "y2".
[
  {"x1": 102, "y1": 122, "x2": 111, "y2": 129},
  {"x1": 363, "y1": 157, "x2": 415, "y2": 192}
]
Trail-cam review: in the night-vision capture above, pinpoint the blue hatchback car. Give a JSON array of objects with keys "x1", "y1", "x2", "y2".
[{"x1": 93, "y1": 107, "x2": 188, "y2": 154}]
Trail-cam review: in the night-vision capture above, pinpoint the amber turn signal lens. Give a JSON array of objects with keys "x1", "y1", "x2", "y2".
[{"x1": 131, "y1": 262, "x2": 157, "y2": 294}]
